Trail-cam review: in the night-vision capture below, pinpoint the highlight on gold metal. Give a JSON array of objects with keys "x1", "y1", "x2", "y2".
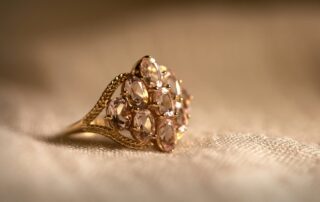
[{"x1": 60, "y1": 56, "x2": 192, "y2": 152}]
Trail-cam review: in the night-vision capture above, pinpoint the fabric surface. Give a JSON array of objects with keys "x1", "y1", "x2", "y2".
[{"x1": 1, "y1": 2, "x2": 320, "y2": 202}]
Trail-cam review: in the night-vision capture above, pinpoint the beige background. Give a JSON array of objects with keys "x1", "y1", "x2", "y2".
[{"x1": 0, "y1": 1, "x2": 320, "y2": 202}]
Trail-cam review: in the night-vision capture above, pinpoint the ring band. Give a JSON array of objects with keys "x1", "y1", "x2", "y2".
[{"x1": 59, "y1": 56, "x2": 192, "y2": 152}]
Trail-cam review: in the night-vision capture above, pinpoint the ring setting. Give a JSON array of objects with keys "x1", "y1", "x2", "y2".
[{"x1": 62, "y1": 56, "x2": 192, "y2": 152}]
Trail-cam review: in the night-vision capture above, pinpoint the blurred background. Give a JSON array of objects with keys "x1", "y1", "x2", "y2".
[{"x1": 0, "y1": 1, "x2": 320, "y2": 202}]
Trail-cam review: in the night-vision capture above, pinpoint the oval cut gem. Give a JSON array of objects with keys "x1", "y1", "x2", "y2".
[
  {"x1": 132, "y1": 109, "x2": 155, "y2": 141},
  {"x1": 106, "y1": 97, "x2": 131, "y2": 130},
  {"x1": 139, "y1": 56, "x2": 162, "y2": 88},
  {"x1": 157, "y1": 118, "x2": 176, "y2": 152},
  {"x1": 151, "y1": 87, "x2": 174, "y2": 116},
  {"x1": 162, "y1": 69, "x2": 182, "y2": 98},
  {"x1": 123, "y1": 76, "x2": 149, "y2": 107}
]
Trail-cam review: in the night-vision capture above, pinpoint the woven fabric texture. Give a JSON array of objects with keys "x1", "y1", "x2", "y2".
[{"x1": 0, "y1": 2, "x2": 320, "y2": 202}]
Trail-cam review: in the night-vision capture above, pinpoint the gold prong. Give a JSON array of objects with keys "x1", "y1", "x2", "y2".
[
  {"x1": 122, "y1": 91, "x2": 129, "y2": 100},
  {"x1": 131, "y1": 127, "x2": 140, "y2": 132},
  {"x1": 176, "y1": 96, "x2": 183, "y2": 101},
  {"x1": 105, "y1": 115, "x2": 113, "y2": 120},
  {"x1": 132, "y1": 107, "x2": 141, "y2": 112},
  {"x1": 151, "y1": 134, "x2": 157, "y2": 139},
  {"x1": 122, "y1": 94, "x2": 129, "y2": 101},
  {"x1": 150, "y1": 103, "x2": 159, "y2": 108},
  {"x1": 148, "y1": 87, "x2": 158, "y2": 92},
  {"x1": 157, "y1": 114, "x2": 167, "y2": 119}
]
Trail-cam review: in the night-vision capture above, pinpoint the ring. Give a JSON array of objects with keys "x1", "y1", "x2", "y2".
[{"x1": 59, "y1": 56, "x2": 192, "y2": 152}]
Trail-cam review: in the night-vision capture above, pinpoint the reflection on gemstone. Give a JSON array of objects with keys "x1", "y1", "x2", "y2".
[
  {"x1": 157, "y1": 118, "x2": 176, "y2": 152},
  {"x1": 139, "y1": 56, "x2": 162, "y2": 88},
  {"x1": 132, "y1": 109, "x2": 155, "y2": 141},
  {"x1": 123, "y1": 76, "x2": 149, "y2": 107},
  {"x1": 151, "y1": 87, "x2": 174, "y2": 116},
  {"x1": 176, "y1": 108, "x2": 188, "y2": 133},
  {"x1": 175, "y1": 100, "x2": 183, "y2": 110},
  {"x1": 162, "y1": 68, "x2": 182, "y2": 98},
  {"x1": 106, "y1": 97, "x2": 131, "y2": 130}
]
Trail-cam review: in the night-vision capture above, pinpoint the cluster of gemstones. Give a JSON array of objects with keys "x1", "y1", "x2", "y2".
[{"x1": 105, "y1": 56, "x2": 191, "y2": 152}]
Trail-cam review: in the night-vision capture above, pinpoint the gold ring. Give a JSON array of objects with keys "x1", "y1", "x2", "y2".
[{"x1": 59, "y1": 56, "x2": 192, "y2": 152}]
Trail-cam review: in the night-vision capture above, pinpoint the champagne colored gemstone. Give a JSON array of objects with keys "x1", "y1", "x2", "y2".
[
  {"x1": 132, "y1": 109, "x2": 155, "y2": 141},
  {"x1": 181, "y1": 89, "x2": 192, "y2": 108},
  {"x1": 151, "y1": 87, "x2": 175, "y2": 116},
  {"x1": 157, "y1": 118, "x2": 176, "y2": 152},
  {"x1": 123, "y1": 76, "x2": 149, "y2": 107},
  {"x1": 176, "y1": 109, "x2": 188, "y2": 133},
  {"x1": 162, "y1": 69, "x2": 182, "y2": 98},
  {"x1": 139, "y1": 56, "x2": 162, "y2": 88},
  {"x1": 106, "y1": 97, "x2": 131, "y2": 130}
]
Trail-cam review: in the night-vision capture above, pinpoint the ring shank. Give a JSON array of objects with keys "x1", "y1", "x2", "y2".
[
  {"x1": 53, "y1": 72, "x2": 151, "y2": 150},
  {"x1": 59, "y1": 120, "x2": 84, "y2": 137},
  {"x1": 60, "y1": 118, "x2": 109, "y2": 137}
]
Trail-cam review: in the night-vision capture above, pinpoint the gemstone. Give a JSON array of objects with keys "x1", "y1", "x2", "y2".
[
  {"x1": 157, "y1": 118, "x2": 176, "y2": 152},
  {"x1": 106, "y1": 97, "x2": 131, "y2": 130},
  {"x1": 181, "y1": 89, "x2": 192, "y2": 108},
  {"x1": 151, "y1": 87, "x2": 175, "y2": 116},
  {"x1": 176, "y1": 108, "x2": 188, "y2": 133},
  {"x1": 162, "y1": 68, "x2": 182, "y2": 98},
  {"x1": 132, "y1": 109, "x2": 155, "y2": 141},
  {"x1": 139, "y1": 56, "x2": 162, "y2": 88},
  {"x1": 123, "y1": 76, "x2": 148, "y2": 107}
]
